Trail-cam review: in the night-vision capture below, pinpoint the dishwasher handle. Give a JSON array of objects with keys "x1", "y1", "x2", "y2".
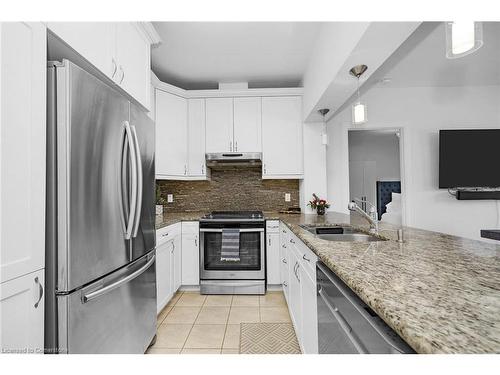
[{"x1": 318, "y1": 286, "x2": 368, "y2": 354}]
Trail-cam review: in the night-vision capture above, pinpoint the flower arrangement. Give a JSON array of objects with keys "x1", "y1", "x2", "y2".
[{"x1": 307, "y1": 193, "x2": 330, "y2": 215}]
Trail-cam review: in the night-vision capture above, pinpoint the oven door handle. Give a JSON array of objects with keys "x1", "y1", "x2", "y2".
[{"x1": 199, "y1": 228, "x2": 264, "y2": 233}]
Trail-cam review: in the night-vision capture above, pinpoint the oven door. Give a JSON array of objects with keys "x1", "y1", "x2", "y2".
[{"x1": 200, "y1": 227, "x2": 265, "y2": 279}]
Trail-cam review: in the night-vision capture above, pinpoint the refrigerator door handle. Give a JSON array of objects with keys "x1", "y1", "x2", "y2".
[
  {"x1": 81, "y1": 254, "x2": 155, "y2": 304},
  {"x1": 120, "y1": 121, "x2": 138, "y2": 240},
  {"x1": 130, "y1": 125, "x2": 143, "y2": 238}
]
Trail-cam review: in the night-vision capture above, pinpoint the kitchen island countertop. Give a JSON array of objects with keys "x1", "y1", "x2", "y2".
[{"x1": 156, "y1": 210, "x2": 500, "y2": 353}]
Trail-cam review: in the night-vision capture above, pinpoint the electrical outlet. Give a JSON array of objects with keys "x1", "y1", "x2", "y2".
[
  {"x1": 167, "y1": 194, "x2": 173, "y2": 203},
  {"x1": 285, "y1": 193, "x2": 291, "y2": 202}
]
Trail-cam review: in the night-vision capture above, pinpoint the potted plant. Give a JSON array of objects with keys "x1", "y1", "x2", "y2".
[
  {"x1": 307, "y1": 193, "x2": 330, "y2": 215},
  {"x1": 156, "y1": 185, "x2": 167, "y2": 215}
]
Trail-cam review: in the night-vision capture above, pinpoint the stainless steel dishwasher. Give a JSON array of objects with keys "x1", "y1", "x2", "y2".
[{"x1": 316, "y1": 262, "x2": 415, "y2": 354}]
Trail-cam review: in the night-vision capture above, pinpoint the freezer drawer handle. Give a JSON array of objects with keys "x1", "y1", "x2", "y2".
[
  {"x1": 81, "y1": 254, "x2": 155, "y2": 304},
  {"x1": 318, "y1": 286, "x2": 367, "y2": 354}
]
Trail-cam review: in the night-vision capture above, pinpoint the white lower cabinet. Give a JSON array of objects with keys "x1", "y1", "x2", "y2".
[
  {"x1": 155, "y1": 223, "x2": 182, "y2": 313},
  {"x1": 280, "y1": 222, "x2": 318, "y2": 354},
  {"x1": 181, "y1": 222, "x2": 200, "y2": 286},
  {"x1": 155, "y1": 240, "x2": 172, "y2": 313},
  {"x1": 0, "y1": 269, "x2": 45, "y2": 353},
  {"x1": 266, "y1": 220, "x2": 281, "y2": 285}
]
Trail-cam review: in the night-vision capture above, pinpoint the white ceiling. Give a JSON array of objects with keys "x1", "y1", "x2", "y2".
[
  {"x1": 151, "y1": 22, "x2": 322, "y2": 89},
  {"x1": 369, "y1": 22, "x2": 500, "y2": 88}
]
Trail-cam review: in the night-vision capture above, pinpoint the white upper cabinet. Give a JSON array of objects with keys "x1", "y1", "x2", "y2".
[
  {"x1": 47, "y1": 22, "x2": 153, "y2": 110},
  {"x1": 261, "y1": 96, "x2": 303, "y2": 178},
  {"x1": 46, "y1": 22, "x2": 114, "y2": 76},
  {"x1": 205, "y1": 98, "x2": 234, "y2": 153},
  {"x1": 1, "y1": 22, "x2": 46, "y2": 283},
  {"x1": 188, "y1": 98, "x2": 207, "y2": 177},
  {"x1": 155, "y1": 90, "x2": 188, "y2": 178},
  {"x1": 233, "y1": 97, "x2": 262, "y2": 153},
  {"x1": 114, "y1": 23, "x2": 151, "y2": 110}
]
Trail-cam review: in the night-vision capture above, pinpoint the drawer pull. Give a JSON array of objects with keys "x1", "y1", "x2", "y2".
[
  {"x1": 303, "y1": 254, "x2": 310, "y2": 262},
  {"x1": 289, "y1": 238, "x2": 295, "y2": 244},
  {"x1": 282, "y1": 258, "x2": 287, "y2": 264}
]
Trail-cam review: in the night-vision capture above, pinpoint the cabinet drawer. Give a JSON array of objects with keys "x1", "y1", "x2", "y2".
[
  {"x1": 156, "y1": 223, "x2": 181, "y2": 246},
  {"x1": 266, "y1": 220, "x2": 280, "y2": 233}
]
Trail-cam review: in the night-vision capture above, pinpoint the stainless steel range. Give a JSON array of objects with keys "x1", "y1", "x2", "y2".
[{"x1": 199, "y1": 211, "x2": 266, "y2": 295}]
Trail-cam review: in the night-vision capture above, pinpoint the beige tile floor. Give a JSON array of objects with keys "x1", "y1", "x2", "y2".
[{"x1": 147, "y1": 290, "x2": 291, "y2": 354}]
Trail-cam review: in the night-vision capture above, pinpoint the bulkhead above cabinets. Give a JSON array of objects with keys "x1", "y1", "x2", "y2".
[{"x1": 153, "y1": 80, "x2": 305, "y2": 181}]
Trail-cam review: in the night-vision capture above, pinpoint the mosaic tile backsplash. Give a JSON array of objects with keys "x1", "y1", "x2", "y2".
[{"x1": 156, "y1": 167, "x2": 300, "y2": 212}]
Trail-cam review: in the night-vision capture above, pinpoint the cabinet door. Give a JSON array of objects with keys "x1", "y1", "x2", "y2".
[
  {"x1": 172, "y1": 235, "x2": 182, "y2": 292},
  {"x1": 266, "y1": 233, "x2": 281, "y2": 285},
  {"x1": 0, "y1": 269, "x2": 44, "y2": 353},
  {"x1": 262, "y1": 96, "x2": 303, "y2": 178},
  {"x1": 205, "y1": 98, "x2": 233, "y2": 153},
  {"x1": 181, "y1": 233, "x2": 200, "y2": 285},
  {"x1": 187, "y1": 98, "x2": 206, "y2": 177},
  {"x1": 155, "y1": 90, "x2": 188, "y2": 178},
  {"x1": 47, "y1": 22, "x2": 114, "y2": 77},
  {"x1": 233, "y1": 97, "x2": 262, "y2": 152},
  {"x1": 115, "y1": 23, "x2": 151, "y2": 110},
  {"x1": 288, "y1": 249, "x2": 302, "y2": 343},
  {"x1": 156, "y1": 242, "x2": 172, "y2": 313},
  {"x1": 1, "y1": 22, "x2": 46, "y2": 283},
  {"x1": 300, "y1": 271, "x2": 318, "y2": 354}
]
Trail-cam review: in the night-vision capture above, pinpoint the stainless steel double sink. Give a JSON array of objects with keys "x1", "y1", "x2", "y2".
[{"x1": 299, "y1": 225, "x2": 387, "y2": 242}]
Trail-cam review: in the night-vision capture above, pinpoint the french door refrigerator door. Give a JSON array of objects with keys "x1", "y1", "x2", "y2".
[
  {"x1": 57, "y1": 253, "x2": 156, "y2": 353},
  {"x1": 53, "y1": 60, "x2": 132, "y2": 292},
  {"x1": 129, "y1": 104, "x2": 156, "y2": 260}
]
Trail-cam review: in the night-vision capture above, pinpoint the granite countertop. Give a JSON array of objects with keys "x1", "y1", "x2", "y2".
[
  {"x1": 155, "y1": 211, "x2": 207, "y2": 229},
  {"x1": 156, "y1": 210, "x2": 500, "y2": 353}
]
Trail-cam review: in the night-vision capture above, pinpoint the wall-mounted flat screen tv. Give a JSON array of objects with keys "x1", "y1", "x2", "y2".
[{"x1": 439, "y1": 129, "x2": 500, "y2": 188}]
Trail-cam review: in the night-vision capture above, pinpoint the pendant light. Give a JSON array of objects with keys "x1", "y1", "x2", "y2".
[
  {"x1": 445, "y1": 21, "x2": 483, "y2": 59},
  {"x1": 317, "y1": 108, "x2": 330, "y2": 145},
  {"x1": 349, "y1": 64, "x2": 368, "y2": 125}
]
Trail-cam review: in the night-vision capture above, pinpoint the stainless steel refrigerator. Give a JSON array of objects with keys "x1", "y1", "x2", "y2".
[{"x1": 45, "y1": 59, "x2": 156, "y2": 354}]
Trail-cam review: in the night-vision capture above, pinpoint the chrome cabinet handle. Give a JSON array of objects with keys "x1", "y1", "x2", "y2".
[
  {"x1": 283, "y1": 282, "x2": 288, "y2": 287},
  {"x1": 282, "y1": 258, "x2": 287, "y2": 264},
  {"x1": 263, "y1": 164, "x2": 267, "y2": 174},
  {"x1": 289, "y1": 238, "x2": 295, "y2": 244},
  {"x1": 34, "y1": 276, "x2": 43, "y2": 308},
  {"x1": 171, "y1": 242, "x2": 175, "y2": 254},
  {"x1": 303, "y1": 254, "x2": 310, "y2": 262},
  {"x1": 268, "y1": 237, "x2": 271, "y2": 247},
  {"x1": 229, "y1": 141, "x2": 232, "y2": 152},
  {"x1": 111, "y1": 58, "x2": 117, "y2": 78},
  {"x1": 195, "y1": 237, "x2": 198, "y2": 247},
  {"x1": 282, "y1": 244, "x2": 286, "y2": 248},
  {"x1": 201, "y1": 164, "x2": 205, "y2": 174},
  {"x1": 161, "y1": 232, "x2": 169, "y2": 237},
  {"x1": 235, "y1": 141, "x2": 238, "y2": 151}
]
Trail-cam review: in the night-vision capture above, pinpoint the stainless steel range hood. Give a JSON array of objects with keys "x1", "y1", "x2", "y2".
[{"x1": 205, "y1": 152, "x2": 262, "y2": 168}]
